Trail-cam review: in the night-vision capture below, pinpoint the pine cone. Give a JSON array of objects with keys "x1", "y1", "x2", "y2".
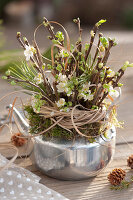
[
  {"x1": 127, "y1": 155, "x2": 133, "y2": 169},
  {"x1": 11, "y1": 133, "x2": 26, "y2": 147},
  {"x1": 108, "y1": 168, "x2": 126, "y2": 185}
]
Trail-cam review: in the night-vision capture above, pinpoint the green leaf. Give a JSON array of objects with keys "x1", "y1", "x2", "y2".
[
  {"x1": 47, "y1": 64, "x2": 53, "y2": 69},
  {"x1": 52, "y1": 39, "x2": 60, "y2": 44},
  {"x1": 56, "y1": 64, "x2": 62, "y2": 72},
  {"x1": 91, "y1": 105, "x2": 98, "y2": 110},
  {"x1": 121, "y1": 61, "x2": 129, "y2": 71},
  {"x1": 88, "y1": 138, "x2": 96, "y2": 143},
  {"x1": 127, "y1": 63, "x2": 133, "y2": 68},
  {"x1": 100, "y1": 37, "x2": 108, "y2": 47},
  {"x1": 113, "y1": 42, "x2": 117, "y2": 46},
  {"x1": 70, "y1": 44, "x2": 74, "y2": 51},
  {"x1": 42, "y1": 64, "x2": 46, "y2": 70},
  {"x1": 85, "y1": 43, "x2": 90, "y2": 50},
  {"x1": 103, "y1": 132, "x2": 109, "y2": 139},
  {"x1": 73, "y1": 18, "x2": 80, "y2": 24},
  {"x1": 2, "y1": 76, "x2": 7, "y2": 80},
  {"x1": 11, "y1": 81, "x2": 16, "y2": 86},
  {"x1": 55, "y1": 74, "x2": 58, "y2": 80},
  {"x1": 68, "y1": 101, "x2": 72, "y2": 106},
  {"x1": 55, "y1": 31, "x2": 64, "y2": 42},
  {"x1": 103, "y1": 84, "x2": 110, "y2": 92},
  {"x1": 118, "y1": 83, "x2": 123, "y2": 87},
  {"x1": 43, "y1": 48, "x2": 51, "y2": 60},
  {"x1": 130, "y1": 176, "x2": 133, "y2": 181},
  {"x1": 5, "y1": 70, "x2": 11, "y2": 76},
  {"x1": 98, "y1": 63, "x2": 103, "y2": 68},
  {"x1": 79, "y1": 66, "x2": 85, "y2": 72},
  {"x1": 96, "y1": 19, "x2": 106, "y2": 27},
  {"x1": 43, "y1": 21, "x2": 49, "y2": 27}
]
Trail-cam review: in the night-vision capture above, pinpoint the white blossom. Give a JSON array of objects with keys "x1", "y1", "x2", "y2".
[
  {"x1": 109, "y1": 89, "x2": 119, "y2": 98},
  {"x1": 56, "y1": 98, "x2": 66, "y2": 107},
  {"x1": 82, "y1": 82, "x2": 91, "y2": 93},
  {"x1": 66, "y1": 108, "x2": 70, "y2": 112},
  {"x1": 67, "y1": 90, "x2": 72, "y2": 96},
  {"x1": 79, "y1": 91, "x2": 94, "y2": 101},
  {"x1": 59, "y1": 49, "x2": 65, "y2": 58},
  {"x1": 78, "y1": 82, "x2": 94, "y2": 101},
  {"x1": 109, "y1": 86, "x2": 113, "y2": 91},
  {"x1": 59, "y1": 49, "x2": 69, "y2": 58},
  {"x1": 58, "y1": 73, "x2": 68, "y2": 83},
  {"x1": 34, "y1": 73, "x2": 43, "y2": 85},
  {"x1": 57, "y1": 82, "x2": 67, "y2": 93},
  {"x1": 84, "y1": 93, "x2": 94, "y2": 101},
  {"x1": 102, "y1": 105, "x2": 107, "y2": 111},
  {"x1": 24, "y1": 45, "x2": 35, "y2": 61},
  {"x1": 56, "y1": 82, "x2": 71, "y2": 96},
  {"x1": 56, "y1": 73, "x2": 72, "y2": 95}
]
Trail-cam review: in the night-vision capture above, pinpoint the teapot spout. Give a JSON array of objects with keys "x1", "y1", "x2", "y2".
[{"x1": 7, "y1": 104, "x2": 29, "y2": 133}]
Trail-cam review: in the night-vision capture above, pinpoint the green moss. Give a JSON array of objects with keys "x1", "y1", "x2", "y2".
[
  {"x1": 24, "y1": 105, "x2": 104, "y2": 141},
  {"x1": 24, "y1": 105, "x2": 74, "y2": 140}
]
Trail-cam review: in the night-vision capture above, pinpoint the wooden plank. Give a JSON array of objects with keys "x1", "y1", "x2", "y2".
[{"x1": 14, "y1": 143, "x2": 133, "y2": 200}]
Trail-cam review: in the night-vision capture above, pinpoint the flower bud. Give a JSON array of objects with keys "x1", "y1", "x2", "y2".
[
  {"x1": 99, "y1": 33, "x2": 103, "y2": 37},
  {"x1": 11, "y1": 81, "x2": 16, "y2": 86},
  {"x1": 17, "y1": 32, "x2": 21, "y2": 37},
  {"x1": 121, "y1": 61, "x2": 129, "y2": 71},
  {"x1": 118, "y1": 83, "x2": 123, "y2": 87},
  {"x1": 99, "y1": 45, "x2": 105, "y2": 52},
  {"x1": 98, "y1": 63, "x2": 103, "y2": 68},
  {"x1": 2, "y1": 76, "x2": 7, "y2": 80},
  {"x1": 90, "y1": 30, "x2": 95, "y2": 37},
  {"x1": 127, "y1": 63, "x2": 133, "y2": 68},
  {"x1": 23, "y1": 37, "x2": 28, "y2": 42}
]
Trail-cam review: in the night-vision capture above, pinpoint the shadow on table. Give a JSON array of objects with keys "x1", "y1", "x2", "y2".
[{"x1": 37, "y1": 169, "x2": 133, "y2": 200}]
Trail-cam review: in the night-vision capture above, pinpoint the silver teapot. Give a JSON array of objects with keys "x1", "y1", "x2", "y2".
[{"x1": 9, "y1": 104, "x2": 116, "y2": 181}]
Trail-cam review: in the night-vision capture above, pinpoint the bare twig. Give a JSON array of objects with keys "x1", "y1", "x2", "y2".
[
  {"x1": 53, "y1": 81, "x2": 59, "y2": 101},
  {"x1": 43, "y1": 17, "x2": 56, "y2": 40},
  {"x1": 92, "y1": 33, "x2": 102, "y2": 66},
  {"x1": 102, "y1": 39, "x2": 114, "y2": 65},
  {"x1": 85, "y1": 25, "x2": 98, "y2": 62}
]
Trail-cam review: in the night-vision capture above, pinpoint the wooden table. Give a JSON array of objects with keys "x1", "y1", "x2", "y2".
[{"x1": 13, "y1": 142, "x2": 132, "y2": 200}]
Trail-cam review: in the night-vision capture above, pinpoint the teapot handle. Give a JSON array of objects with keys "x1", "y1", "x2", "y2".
[
  {"x1": 101, "y1": 87, "x2": 121, "y2": 142},
  {"x1": 107, "y1": 87, "x2": 121, "y2": 113}
]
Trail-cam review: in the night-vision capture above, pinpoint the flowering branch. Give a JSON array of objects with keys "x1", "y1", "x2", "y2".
[
  {"x1": 6, "y1": 75, "x2": 54, "y2": 105},
  {"x1": 4, "y1": 18, "x2": 133, "y2": 130},
  {"x1": 3, "y1": 17, "x2": 133, "y2": 140}
]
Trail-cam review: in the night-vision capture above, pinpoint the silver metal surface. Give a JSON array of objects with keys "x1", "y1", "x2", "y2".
[
  {"x1": 7, "y1": 104, "x2": 29, "y2": 133},
  {"x1": 8, "y1": 104, "x2": 116, "y2": 181},
  {"x1": 34, "y1": 127, "x2": 116, "y2": 180}
]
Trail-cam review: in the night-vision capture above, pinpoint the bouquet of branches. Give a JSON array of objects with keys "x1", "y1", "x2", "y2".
[{"x1": 3, "y1": 18, "x2": 133, "y2": 141}]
